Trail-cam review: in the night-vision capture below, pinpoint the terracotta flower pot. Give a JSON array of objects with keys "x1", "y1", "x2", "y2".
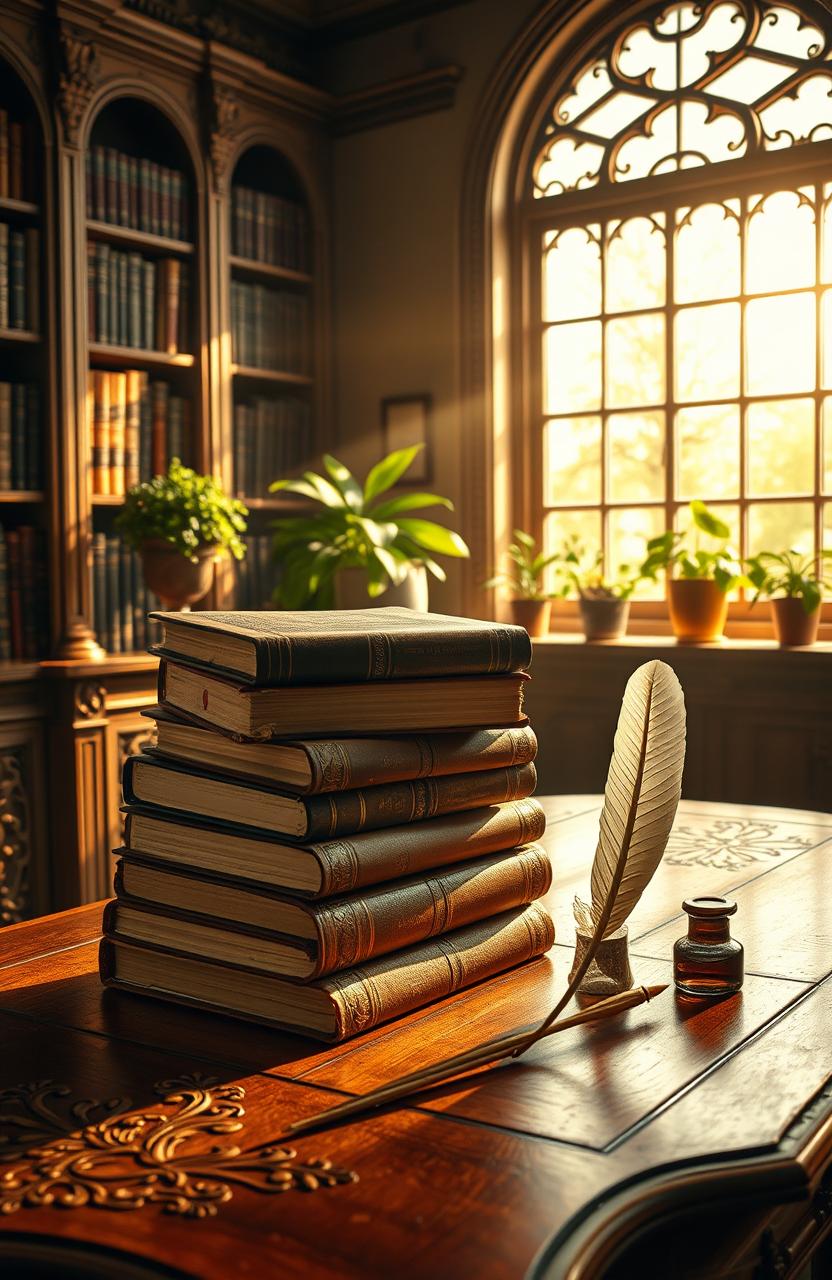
[
  {"x1": 334, "y1": 564, "x2": 429, "y2": 611},
  {"x1": 579, "y1": 596, "x2": 630, "y2": 641},
  {"x1": 667, "y1": 578, "x2": 728, "y2": 644},
  {"x1": 770, "y1": 596, "x2": 820, "y2": 647},
  {"x1": 140, "y1": 540, "x2": 217, "y2": 611},
  {"x1": 509, "y1": 598, "x2": 551, "y2": 637}
]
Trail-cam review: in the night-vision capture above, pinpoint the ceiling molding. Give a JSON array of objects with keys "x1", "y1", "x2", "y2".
[
  {"x1": 333, "y1": 63, "x2": 462, "y2": 134},
  {"x1": 313, "y1": 0, "x2": 473, "y2": 42}
]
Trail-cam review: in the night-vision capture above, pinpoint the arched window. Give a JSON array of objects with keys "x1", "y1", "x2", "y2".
[{"x1": 519, "y1": 0, "x2": 832, "y2": 610}]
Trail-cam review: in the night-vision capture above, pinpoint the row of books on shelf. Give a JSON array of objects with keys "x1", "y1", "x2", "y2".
[
  {"x1": 0, "y1": 111, "x2": 31, "y2": 202},
  {"x1": 235, "y1": 534, "x2": 276, "y2": 610},
  {"x1": 0, "y1": 382, "x2": 41, "y2": 491},
  {"x1": 89, "y1": 371, "x2": 191, "y2": 496},
  {"x1": 230, "y1": 282, "x2": 309, "y2": 374},
  {"x1": 92, "y1": 535, "x2": 161, "y2": 654},
  {"x1": 231, "y1": 186, "x2": 309, "y2": 272},
  {"x1": 88, "y1": 247, "x2": 188, "y2": 354},
  {"x1": 0, "y1": 525, "x2": 48, "y2": 659},
  {"x1": 0, "y1": 224, "x2": 38, "y2": 331},
  {"x1": 233, "y1": 396, "x2": 309, "y2": 498},
  {"x1": 86, "y1": 147, "x2": 189, "y2": 242}
]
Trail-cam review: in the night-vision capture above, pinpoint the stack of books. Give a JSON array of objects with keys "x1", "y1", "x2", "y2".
[
  {"x1": 86, "y1": 147, "x2": 189, "y2": 241},
  {"x1": 232, "y1": 186, "x2": 309, "y2": 271},
  {"x1": 0, "y1": 381, "x2": 41, "y2": 490},
  {"x1": 87, "y1": 247, "x2": 188, "y2": 354},
  {"x1": 233, "y1": 395, "x2": 308, "y2": 497},
  {"x1": 0, "y1": 222, "x2": 39, "y2": 331},
  {"x1": 0, "y1": 525, "x2": 49, "y2": 659},
  {"x1": 89, "y1": 371, "x2": 190, "y2": 495},
  {"x1": 100, "y1": 609, "x2": 554, "y2": 1041},
  {"x1": 235, "y1": 535, "x2": 275, "y2": 609},
  {"x1": 92, "y1": 535, "x2": 161, "y2": 654},
  {"x1": 230, "y1": 282, "x2": 309, "y2": 372}
]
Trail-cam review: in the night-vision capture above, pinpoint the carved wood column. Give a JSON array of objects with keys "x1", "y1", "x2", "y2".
[{"x1": 52, "y1": 22, "x2": 103, "y2": 659}]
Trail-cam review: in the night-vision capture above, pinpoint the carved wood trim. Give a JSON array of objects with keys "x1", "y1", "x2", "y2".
[
  {"x1": 56, "y1": 27, "x2": 100, "y2": 147},
  {"x1": 208, "y1": 82, "x2": 240, "y2": 195},
  {"x1": 0, "y1": 749, "x2": 33, "y2": 926},
  {"x1": 333, "y1": 65, "x2": 463, "y2": 137}
]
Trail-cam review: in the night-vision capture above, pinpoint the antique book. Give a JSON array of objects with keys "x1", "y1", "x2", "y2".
[
  {"x1": 99, "y1": 902, "x2": 555, "y2": 1040},
  {"x1": 150, "y1": 607, "x2": 532, "y2": 686},
  {"x1": 122, "y1": 752, "x2": 537, "y2": 841},
  {"x1": 158, "y1": 660, "x2": 529, "y2": 738},
  {"x1": 146, "y1": 705, "x2": 538, "y2": 794},
  {"x1": 121, "y1": 796, "x2": 547, "y2": 896},
  {"x1": 108, "y1": 842, "x2": 552, "y2": 979}
]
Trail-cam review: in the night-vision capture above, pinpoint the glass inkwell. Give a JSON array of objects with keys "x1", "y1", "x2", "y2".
[{"x1": 673, "y1": 896, "x2": 744, "y2": 996}]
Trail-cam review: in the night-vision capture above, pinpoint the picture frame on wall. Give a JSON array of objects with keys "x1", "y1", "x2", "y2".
[{"x1": 381, "y1": 395, "x2": 432, "y2": 484}]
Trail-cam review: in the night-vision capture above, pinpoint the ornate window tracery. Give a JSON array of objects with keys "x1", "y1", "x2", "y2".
[{"x1": 523, "y1": 1, "x2": 832, "y2": 599}]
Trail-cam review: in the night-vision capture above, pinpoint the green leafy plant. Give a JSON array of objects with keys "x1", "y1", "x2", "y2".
[
  {"x1": 483, "y1": 530, "x2": 561, "y2": 601},
  {"x1": 557, "y1": 536, "x2": 640, "y2": 601},
  {"x1": 269, "y1": 444, "x2": 469, "y2": 607},
  {"x1": 745, "y1": 548, "x2": 832, "y2": 615},
  {"x1": 116, "y1": 458, "x2": 248, "y2": 562},
  {"x1": 640, "y1": 500, "x2": 745, "y2": 593}
]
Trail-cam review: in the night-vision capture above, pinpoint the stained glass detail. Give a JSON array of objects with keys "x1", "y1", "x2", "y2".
[{"x1": 531, "y1": 2, "x2": 832, "y2": 199}]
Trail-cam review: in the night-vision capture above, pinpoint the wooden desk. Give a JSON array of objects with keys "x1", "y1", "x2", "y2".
[{"x1": 1, "y1": 796, "x2": 831, "y2": 1279}]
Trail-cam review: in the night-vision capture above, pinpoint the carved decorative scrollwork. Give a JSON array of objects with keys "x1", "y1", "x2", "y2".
[
  {"x1": 209, "y1": 85, "x2": 240, "y2": 194},
  {"x1": 75, "y1": 681, "x2": 106, "y2": 719},
  {"x1": 0, "y1": 1074, "x2": 357, "y2": 1216},
  {"x1": 0, "y1": 750, "x2": 31, "y2": 927},
  {"x1": 664, "y1": 818, "x2": 812, "y2": 871},
  {"x1": 57, "y1": 28, "x2": 99, "y2": 147}
]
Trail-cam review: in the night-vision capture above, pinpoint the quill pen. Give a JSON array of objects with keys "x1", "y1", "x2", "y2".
[{"x1": 514, "y1": 658, "x2": 685, "y2": 1055}]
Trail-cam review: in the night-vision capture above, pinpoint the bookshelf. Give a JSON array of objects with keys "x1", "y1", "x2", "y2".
[
  {"x1": 0, "y1": 2, "x2": 330, "y2": 924},
  {"x1": 228, "y1": 145, "x2": 316, "y2": 610}
]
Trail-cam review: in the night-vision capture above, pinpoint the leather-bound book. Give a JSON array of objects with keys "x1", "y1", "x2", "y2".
[
  {"x1": 108, "y1": 371, "x2": 126, "y2": 495},
  {"x1": 122, "y1": 751, "x2": 537, "y2": 841},
  {"x1": 125, "y1": 370, "x2": 141, "y2": 489},
  {"x1": 108, "y1": 842, "x2": 552, "y2": 980},
  {"x1": 158, "y1": 659, "x2": 529, "y2": 738},
  {"x1": 151, "y1": 607, "x2": 532, "y2": 686},
  {"x1": 92, "y1": 371, "x2": 110, "y2": 496},
  {"x1": 122, "y1": 796, "x2": 546, "y2": 897},
  {"x1": 147, "y1": 705, "x2": 538, "y2": 793},
  {"x1": 99, "y1": 902, "x2": 555, "y2": 1041}
]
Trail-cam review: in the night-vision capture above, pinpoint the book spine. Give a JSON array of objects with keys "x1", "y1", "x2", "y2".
[
  {"x1": 127, "y1": 253, "x2": 142, "y2": 349},
  {"x1": 251, "y1": 624, "x2": 533, "y2": 685},
  {"x1": 151, "y1": 380, "x2": 168, "y2": 475},
  {"x1": 92, "y1": 370, "x2": 110, "y2": 495},
  {"x1": 5, "y1": 529, "x2": 21, "y2": 658},
  {"x1": 25, "y1": 384, "x2": 40, "y2": 490},
  {"x1": 131, "y1": 549, "x2": 144, "y2": 652},
  {"x1": 313, "y1": 797, "x2": 547, "y2": 897},
  {"x1": 0, "y1": 528, "x2": 9, "y2": 660},
  {"x1": 138, "y1": 372, "x2": 151, "y2": 480},
  {"x1": 312, "y1": 844, "x2": 552, "y2": 977},
  {"x1": 118, "y1": 150, "x2": 130, "y2": 226},
  {"x1": 108, "y1": 248, "x2": 119, "y2": 344},
  {"x1": 0, "y1": 382, "x2": 10, "y2": 489},
  {"x1": 125, "y1": 369, "x2": 141, "y2": 490},
  {"x1": 93, "y1": 146, "x2": 106, "y2": 221},
  {"x1": 326, "y1": 904, "x2": 554, "y2": 1041},
  {"x1": 118, "y1": 251, "x2": 128, "y2": 346},
  {"x1": 0, "y1": 222, "x2": 8, "y2": 328},
  {"x1": 142, "y1": 259, "x2": 155, "y2": 351},
  {"x1": 106, "y1": 536, "x2": 120, "y2": 653},
  {"x1": 96, "y1": 243, "x2": 109, "y2": 343},
  {"x1": 119, "y1": 537, "x2": 134, "y2": 653},
  {"x1": 11, "y1": 383, "x2": 25, "y2": 490},
  {"x1": 302, "y1": 726, "x2": 538, "y2": 794},
  {"x1": 18, "y1": 525, "x2": 37, "y2": 658},
  {"x1": 24, "y1": 228, "x2": 39, "y2": 332},
  {"x1": 93, "y1": 531, "x2": 107, "y2": 648},
  {"x1": 303, "y1": 763, "x2": 537, "y2": 842},
  {"x1": 106, "y1": 147, "x2": 118, "y2": 224},
  {"x1": 108, "y1": 371, "x2": 126, "y2": 495},
  {"x1": 9, "y1": 230, "x2": 24, "y2": 329},
  {"x1": 138, "y1": 157, "x2": 151, "y2": 234}
]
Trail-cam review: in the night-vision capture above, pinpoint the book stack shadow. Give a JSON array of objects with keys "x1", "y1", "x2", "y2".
[{"x1": 100, "y1": 608, "x2": 555, "y2": 1042}]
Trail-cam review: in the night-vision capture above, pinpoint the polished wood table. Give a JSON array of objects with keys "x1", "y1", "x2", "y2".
[{"x1": 1, "y1": 796, "x2": 832, "y2": 1279}]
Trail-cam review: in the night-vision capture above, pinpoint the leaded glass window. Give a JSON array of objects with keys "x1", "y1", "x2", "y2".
[{"x1": 525, "y1": 1, "x2": 832, "y2": 597}]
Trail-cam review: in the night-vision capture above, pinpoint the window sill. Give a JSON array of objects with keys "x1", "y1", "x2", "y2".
[{"x1": 534, "y1": 632, "x2": 832, "y2": 655}]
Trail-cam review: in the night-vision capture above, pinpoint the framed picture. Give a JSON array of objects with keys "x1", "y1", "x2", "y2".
[{"x1": 381, "y1": 395, "x2": 432, "y2": 484}]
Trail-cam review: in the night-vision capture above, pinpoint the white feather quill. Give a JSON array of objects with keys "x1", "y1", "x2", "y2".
[{"x1": 516, "y1": 659, "x2": 685, "y2": 1052}]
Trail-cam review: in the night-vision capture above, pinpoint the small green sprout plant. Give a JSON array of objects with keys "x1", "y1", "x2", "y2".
[
  {"x1": 557, "y1": 536, "x2": 640, "y2": 600},
  {"x1": 745, "y1": 548, "x2": 832, "y2": 615},
  {"x1": 116, "y1": 459, "x2": 248, "y2": 561},
  {"x1": 640, "y1": 500, "x2": 745, "y2": 593},
  {"x1": 483, "y1": 530, "x2": 561, "y2": 600}
]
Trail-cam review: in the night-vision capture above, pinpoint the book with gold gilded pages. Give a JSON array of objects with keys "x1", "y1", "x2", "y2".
[
  {"x1": 145, "y1": 705, "x2": 538, "y2": 794},
  {"x1": 150, "y1": 607, "x2": 532, "y2": 686},
  {"x1": 98, "y1": 902, "x2": 555, "y2": 1041},
  {"x1": 121, "y1": 797, "x2": 547, "y2": 896},
  {"x1": 109, "y1": 843, "x2": 552, "y2": 980},
  {"x1": 158, "y1": 660, "x2": 529, "y2": 738},
  {"x1": 123, "y1": 751, "x2": 537, "y2": 841}
]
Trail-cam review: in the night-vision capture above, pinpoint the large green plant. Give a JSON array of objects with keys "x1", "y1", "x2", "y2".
[
  {"x1": 746, "y1": 548, "x2": 832, "y2": 615},
  {"x1": 116, "y1": 459, "x2": 248, "y2": 562},
  {"x1": 640, "y1": 500, "x2": 745, "y2": 593},
  {"x1": 483, "y1": 530, "x2": 561, "y2": 601},
  {"x1": 269, "y1": 445, "x2": 469, "y2": 607}
]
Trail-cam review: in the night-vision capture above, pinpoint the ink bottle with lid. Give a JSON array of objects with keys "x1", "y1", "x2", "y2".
[{"x1": 673, "y1": 896, "x2": 744, "y2": 996}]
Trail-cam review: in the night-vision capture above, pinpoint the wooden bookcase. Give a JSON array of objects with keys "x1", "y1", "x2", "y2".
[{"x1": 0, "y1": 0, "x2": 331, "y2": 924}]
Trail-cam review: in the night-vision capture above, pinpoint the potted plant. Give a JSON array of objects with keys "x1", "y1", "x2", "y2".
[
  {"x1": 640, "y1": 501, "x2": 745, "y2": 644},
  {"x1": 117, "y1": 458, "x2": 248, "y2": 610},
  {"x1": 557, "y1": 537, "x2": 639, "y2": 640},
  {"x1": 269, "y1": 445, "x2": 468, "y2": 610},
  {"x1": 745, "y1": 548, "x2": 832, "y2": 646},
  {"x1": 483, "y1": 530, "x2": 560, "y2": 636}
]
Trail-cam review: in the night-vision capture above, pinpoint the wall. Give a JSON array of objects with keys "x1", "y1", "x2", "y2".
[{"x1": 327, "y1": 0, "x2": 541, "y2": 613}]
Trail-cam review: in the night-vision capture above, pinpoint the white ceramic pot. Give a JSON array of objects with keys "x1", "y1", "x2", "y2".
[{"x1": 334, "y1": 564, "x2": 429, "y2": 611}]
